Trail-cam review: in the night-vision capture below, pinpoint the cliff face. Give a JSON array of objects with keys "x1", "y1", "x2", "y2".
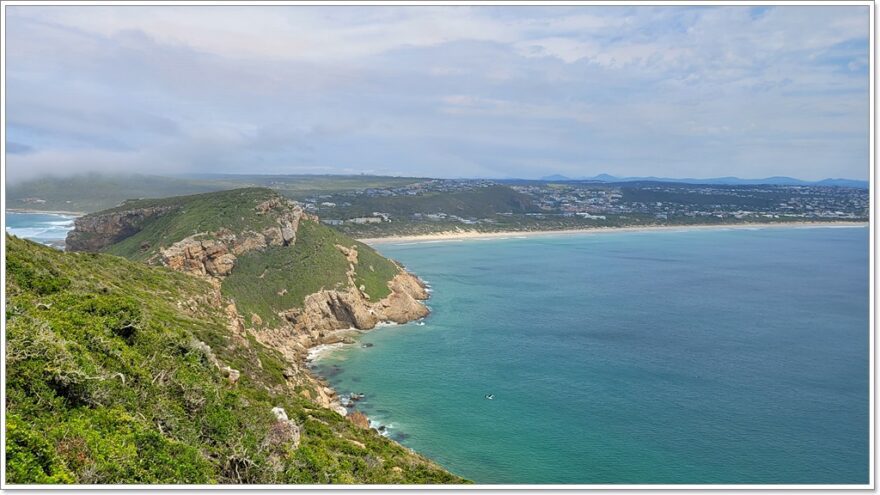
[
  {"x1": 6, "y1": 235, "x2": 463, "y2": 484},
  {"x1": 65, "y1": 205, "x2": 179, "y2": 251},
  {"x1": 151, "y1": 199, "x2": 304, "y2": 278},
  {"x1": 63, "y1": 188, "x2": 431, "y2": 416}
]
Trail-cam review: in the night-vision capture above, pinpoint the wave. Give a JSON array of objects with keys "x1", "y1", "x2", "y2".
[{"x1": 306, "y1": 342, "x2": 348, "y2": 362}]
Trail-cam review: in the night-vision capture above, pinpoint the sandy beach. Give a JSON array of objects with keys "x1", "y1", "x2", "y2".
[
  {"x1": 358, "y1": 221, "x2": 869, "y2": 245},
  {"x1": 7, "y1": 208, "x2": 86, "y2": 216}
]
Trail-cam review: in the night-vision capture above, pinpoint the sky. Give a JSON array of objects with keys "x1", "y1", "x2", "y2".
[{"x1": 4, "y1": 5, "x2": 871, "y2": 183}]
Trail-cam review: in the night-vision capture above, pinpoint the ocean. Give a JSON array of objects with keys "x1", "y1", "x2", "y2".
[
  {"x1": 4, "y1": 213, "x2": 869, "y2": 484},
  {"x1": 311, "y1": 226, "x2": 870, "y2": 484},
  {"x1": 5, "y1": 211, "x2": 76, "y2": 247}
]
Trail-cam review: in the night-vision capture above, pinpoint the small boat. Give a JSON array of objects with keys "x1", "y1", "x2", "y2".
[{"x1": 485, "y1": 394, "x2": 495, "y2": 400}]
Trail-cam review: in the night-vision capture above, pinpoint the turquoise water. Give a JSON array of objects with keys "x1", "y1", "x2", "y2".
[
  {"x1": 5, "y1": 212, "x2": 76, "y2": 246},
  {"x1": 312, "y1": 227, "x2": 869, "y2": 484}
]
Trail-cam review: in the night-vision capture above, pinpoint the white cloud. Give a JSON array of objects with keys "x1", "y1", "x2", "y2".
[{"x1": 3, "y1": 5, "x2": 870, "y2": 181}]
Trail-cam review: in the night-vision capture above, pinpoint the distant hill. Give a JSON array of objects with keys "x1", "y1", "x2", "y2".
[
  {"x1": 6, "y1": 173, "x2": 429, "y2": 214},
  {"x1": 7, "y1": 173, "x2": 226, "y2": 213},
  {"x1": 537, "y1": 174, "x2": 868, "y2": 188},
  {"x1": 328, "y1": 185, "x2": 537, "y2": 219}
]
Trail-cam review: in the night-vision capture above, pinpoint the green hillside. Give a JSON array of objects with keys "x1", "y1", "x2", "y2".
[
  {"x1": 103, "y1": 188, "x2": 283, "y2": 262},
  {"x1": 72, "y1": 188, "x2": 401, "y2": 327},
  {"x1": 220, "y1": 221, "x2": 350, "y2": 327},
  {"x1": 5, "y1": 236, "x2": 463, "y2": 484}
]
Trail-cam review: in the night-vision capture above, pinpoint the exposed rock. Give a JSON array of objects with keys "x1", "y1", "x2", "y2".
[
  {"x1": 335, "y1": 244, "x2": 359, "y2": 264},
  {"x1": 348, "y1": 411, "x2": 370, "y2": 429},
  {"x1": 375, "y1": 290, "x2": 430, "y2": 324},
  {"x1": 232, "y1": 233, "x2": 267, "y2": 255},
  {"x1": 66, "y1": 205, "x2": 179, "y2": 252},
  {"x1": 263, "y1": 226, "x2": 285, "y2": 247},
  {"x1": 221, "y1": 366, "x2": 241, "y2": 384},
  {"x1": 271, "y1": 406, "x2": 289, "y2": 421},
  {"x1": 280, "y1": 222, "x2": 297, "y2": 245},
  {"x1": 206, "y1": 254, "x2": 236, "y2": 276},
  {"x1": 389, "y1": 271, "x2": 430, "y2": 300},
  {"x1": 262, "y1": 407, "x2": 301, "y2": 451},
  {"x1": 160, "y1": 235, "x2": 238, "y2": 278},
  {"x1": 251, "y1": 313, "x2": 263, "y2": 326}
]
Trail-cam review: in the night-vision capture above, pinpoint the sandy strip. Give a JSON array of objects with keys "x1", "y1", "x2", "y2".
[
  {"x1": 7, "y1": 208, "x2": 86, "y2": 216},
  {"x1": 358, "y1": 221, "x2": 868, "y2": 245}
]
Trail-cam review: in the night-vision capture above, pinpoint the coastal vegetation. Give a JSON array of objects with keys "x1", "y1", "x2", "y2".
[
  {"x1": 221, "y1": 219, "x2": 397, "y2": 327},
  {"x1": 5, "y1": 235, "x2": 462, "y2": 484},
  {"x1": 9, "y1": 172, "x2": 867, "y2": 241},
  {"x1": 6, "y1": 187, "x2": 458, "y2": 484}
]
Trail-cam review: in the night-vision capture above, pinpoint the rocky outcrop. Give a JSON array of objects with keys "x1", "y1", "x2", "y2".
[
  {"x1": 251, "y1": 269, "x2": 430, "y2": 383},
  {"x1": 65, "y1": 205, "x2": 178, "y2": 251},
  {"x1": 347, "y1": 411, "x2": 370, "y2": 430},
  {"x1": 265, "y1": 407, "x2": 301, "y2": 450},
  {"x1": 159, "y1": 236, "x2": 237, "y2": 277},
  {"x1": 153, "y1": 201, "x2": 304, "y2": 278},
  {"x1": 65, "y1": 189, "x2": 429, "y2": 422}
]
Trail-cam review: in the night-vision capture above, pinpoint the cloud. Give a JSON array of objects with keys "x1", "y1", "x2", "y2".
[{"x1": 3, "y1": 5, "x2": 870, "y2": 182}]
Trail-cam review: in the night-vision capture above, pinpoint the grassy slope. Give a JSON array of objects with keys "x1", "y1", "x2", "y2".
[
  {"x1": 221, "y1": 220, "x2": 398, "y2": 327},
  {"x1": 5, "y1": 236, "x2": 463, "y2": 484},
  {"x1": 91, "y1": 188, "x2": 401, "y2": 327},
  {"x1": 221, "y1": 220, "x2": 350, "y2": 327},
  {"x1": 104, "y1": 188, "x2": 280, "y2": 261}
]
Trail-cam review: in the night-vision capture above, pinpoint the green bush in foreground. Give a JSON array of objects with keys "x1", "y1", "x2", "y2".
[{"x1": 5, "y1": 236, "x2": 464, "y2": 484}]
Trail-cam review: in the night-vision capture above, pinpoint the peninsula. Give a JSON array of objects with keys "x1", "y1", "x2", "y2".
[{"x1": 6, "y1": 188, "x2": 462, "y2": 484}]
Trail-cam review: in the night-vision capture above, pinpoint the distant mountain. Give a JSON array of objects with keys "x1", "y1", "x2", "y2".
[{"x1": 538, "y1": 173, "x2": 868, "y2": 188}]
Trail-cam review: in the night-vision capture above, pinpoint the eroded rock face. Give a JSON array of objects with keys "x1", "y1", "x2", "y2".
[
  {"x1": 67, "y1": 192, "x2": 430, "y2": 422},
  {"x1": 347, "y1": 411, "x2": 371, "y2": 430},
  {"x1": 160, "y1": 236, "x2": 239, "y2": 277},
  {"x1": 153, "y1": 203, "x2": 304, "y2": 278},
  {"x1": 65, "y1": 205, "x2": 179, "y2": 252}
]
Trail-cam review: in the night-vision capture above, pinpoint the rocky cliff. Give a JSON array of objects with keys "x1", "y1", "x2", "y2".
[
  {"x1": 65, "y1": 204, "x2": 179, "y2": 251},
  {"x1": 64, "y1": 188, "x2": 431, "y2": 418},
  {"x1": 6, "y1": 235, "x2": 463, "y2": 484}
]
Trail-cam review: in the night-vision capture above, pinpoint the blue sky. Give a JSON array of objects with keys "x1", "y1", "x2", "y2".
[{"x1": 4, "y1": 5, "x2": 870, "y2": 182}]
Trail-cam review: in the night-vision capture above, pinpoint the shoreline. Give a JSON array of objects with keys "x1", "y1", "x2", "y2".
[
  {"x1": 304, "y1": 321, "x2": 410, "y2": 430},
  {"x1": 7, "y1": 208, "x2": 86, "y2": 217},
  {"x1": 358, "y1": 221, "x2": 868, "y2": 245}
]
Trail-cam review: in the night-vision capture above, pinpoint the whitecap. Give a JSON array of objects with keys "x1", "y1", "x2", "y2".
[{"x1": 306, "y1": 342, "x2": 347, "y2": 362}]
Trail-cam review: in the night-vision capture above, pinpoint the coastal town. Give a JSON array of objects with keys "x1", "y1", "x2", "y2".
[{"x1": 298, "y1": 178, "x2": 869, "y2": 235}]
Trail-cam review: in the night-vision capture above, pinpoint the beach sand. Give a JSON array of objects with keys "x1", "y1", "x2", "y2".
[
  {"x1": 358, "y1": 221, "x2": 869, "y2": 245},
  {"x1": 7, "y1": 208, "x2": 86, "y2": 216}
]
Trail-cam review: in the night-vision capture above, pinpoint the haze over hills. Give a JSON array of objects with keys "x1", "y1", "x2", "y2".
[{"x1": 536, "y1": 174, "x2": 869, "y2": 188}]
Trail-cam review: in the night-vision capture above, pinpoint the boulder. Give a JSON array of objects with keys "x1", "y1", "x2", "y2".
[
  {"x1": 347, "y1": 411, "x2": 370, "y2": 429},
  {"x1": 271, "y1": 406, "x2": 289, "y2": 421}
]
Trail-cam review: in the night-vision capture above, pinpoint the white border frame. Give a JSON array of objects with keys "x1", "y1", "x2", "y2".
[{"x1": 0, "y1": 0, "x2": 874, "y2": 490}]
